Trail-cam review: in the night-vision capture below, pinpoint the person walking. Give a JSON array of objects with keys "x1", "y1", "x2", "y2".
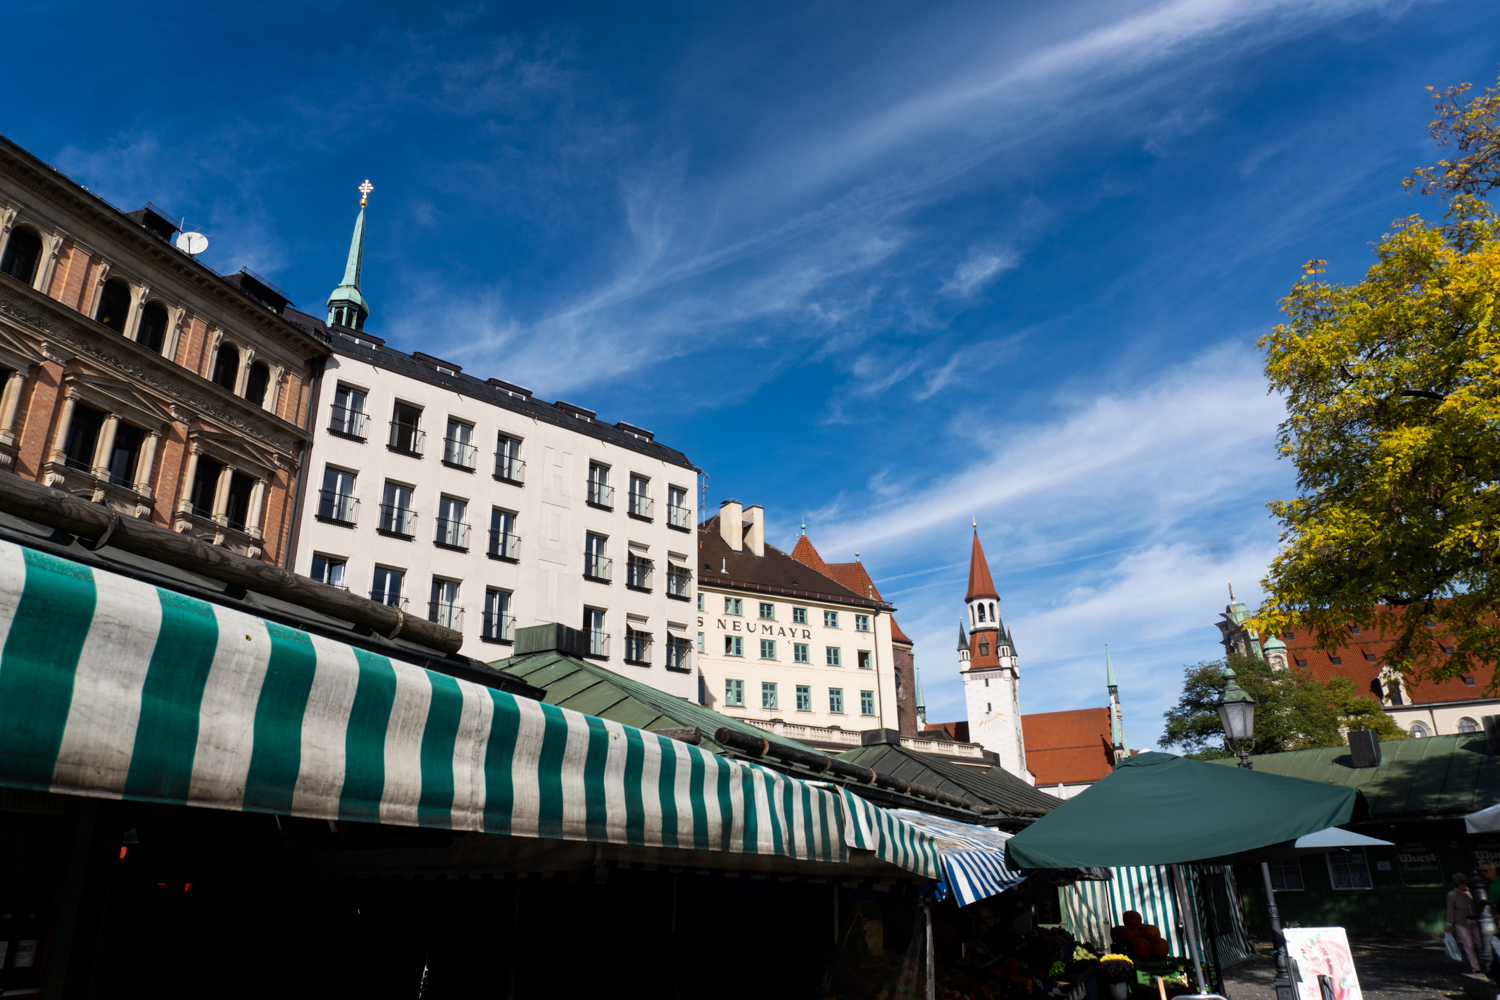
[{"x1": 1449, "y1": 871, "x2": 1484, "y2": 974}]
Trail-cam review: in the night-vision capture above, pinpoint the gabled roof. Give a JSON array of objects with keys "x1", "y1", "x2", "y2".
[
  {"x1": 890, "y1": 617, "x2": 912, "y2": 644},
  {"x1": 1213, "y1": 733, "x2": 1500, "y2": 821},
  {"x1": 789, "y1": 534, "x2": 829, "y2": 575},
  {"x1": 824, "y1": 560, "x2": 883, "y2": 602},
  {"x1": 1021, "y1": 708, "x2": 1115, "y2": 786},
  {"x1": 700, "y1": 517, "x2": 889, "y2": 610},
  {"x1": 1271, "y1": 621, "x2": 1497, "y2": 708},
  {"x1": 966, "y1": 531, "x2": 999, "y2": 602},
  {"x1": 837, "y1": 743, "x2": 1059, "y2": 817}
]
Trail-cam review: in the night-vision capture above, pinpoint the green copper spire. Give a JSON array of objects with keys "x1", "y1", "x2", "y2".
[
  {"x1": 1107, "y1": 645, "x2": 1129, "y2": 755},
  {"x1": 327, "y1": 179, "x2": 372, "y2": 330}
]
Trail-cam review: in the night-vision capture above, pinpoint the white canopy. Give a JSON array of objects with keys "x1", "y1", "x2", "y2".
[{"x1": 1466, "y1": 803, "x2": 1500, "y2": 834}]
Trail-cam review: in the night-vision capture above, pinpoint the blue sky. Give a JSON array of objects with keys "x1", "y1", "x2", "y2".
[{"x1": 9, "y1": 0, "x2": 1499, "y2": 749}]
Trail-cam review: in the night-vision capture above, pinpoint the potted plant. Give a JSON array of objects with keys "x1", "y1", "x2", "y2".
[{"x1": 1098, "y1": 954, "x2": 1136, "y2": 1000}]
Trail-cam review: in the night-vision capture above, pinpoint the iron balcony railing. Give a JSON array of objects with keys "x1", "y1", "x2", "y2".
[
  {"x1": 667, "y1": 567, "x2": 692, "y2": 599},
  {"x1": 628, "y1": 493, "x2": 654, "y2": 519},
  {"x1": 667, "y1": 503, "x2": 692, "y2": 529},
  {"x1": 666, "y1": 637, "x2": 692, "y2": 672},
  {"x1": 378, "y1": 503, "x2": 417, "y2": 537},
  {"x1": 388, "y1": 421, "x2": 425, "y2": 455},
  {"x1": 369, "y1": 591, "x2": 407, "y2": 609},
  {"x1": 488, "y1": 530, "x2": 521, "y2": 561},
  {"x1": 442, "y1": 437, "x2": 476, "y2": 469},
  {"x1": 482, "y1": 612, "x2": 515, "y2": 643},
  {"x1": 435, "y1": 517, "x2": 470, "y2": 549},
  {"x1": 316, "y1": 489, "x2": 359, "y2": 525},
  {"x1": 328, "y1": 405, "x2": 367, "y2": 439},
  {"x1": 494, "y1": 453, "x2": 526, "y2": 484},
  {"x1": 587, "y1": 481, "x2": 614, "y2": 508},
  {"x1": 428, "y1": 602, "x2": 464, "y2": 630},
  {"x1": 586, "y1": 630, "x2": 611, "y2": 658},
  {"x1": 626, "y1": 558, "x2": 653, "y2": 591},
  {"x1": 584, "y1": 554, "x2": 612, "y2": 582},
  {"x1": 624, "y1": 631, "x2": 652, "y2": 665}
]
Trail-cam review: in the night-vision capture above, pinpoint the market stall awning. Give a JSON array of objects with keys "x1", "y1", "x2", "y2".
[
  {"x1": 1005, "y1": 752, "x2": 1361, "y2": 869},
  {"x1": 884, "y1": 808, "x2": 1027, "y2": 906},
  {"x1": 0, "y1": 539, "x2": 939, "y2": 875},
  {"x1": 1467, "y1": 803, "x2": 1500, "y2": 834}
]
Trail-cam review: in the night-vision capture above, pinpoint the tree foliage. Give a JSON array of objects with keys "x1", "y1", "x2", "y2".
[
  {"x1": 1162, "y1": 654, "x2": 1408, "y2": 759},
  {"x1": 1254, "y1": 74, "x2": 1500, "y2": 687}
]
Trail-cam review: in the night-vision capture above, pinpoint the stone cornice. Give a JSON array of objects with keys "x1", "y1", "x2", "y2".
[
  {"x1": 0, "y1": 276, "x2": 306, "y2": 457},
  {"x1": 0, "y1": 136, "x2": 329, "y2": 361}
]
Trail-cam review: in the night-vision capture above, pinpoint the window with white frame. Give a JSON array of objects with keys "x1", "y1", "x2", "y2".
[
  {"x1": 628, "y1": 474, "x2": 652, "y2": 519},
  {"x1": 697, "y1": 592, "x2": 705, "y2": 611},
  {"x1": 371, "y1": 566, "x2": 404, "y2": 607},
  {"x1": 489, "y1": 508, "x2": 519, "y2": 560},
  {"x1": 697, "y1": 631, "x2": 705, "y2": 653},
  {"x1": 826, "y1": 647, "x2": 841, "y2": 667},
  {"x1": 794, "y1": 643, "x2": 809, "y2": 664},
  {"x1": 725, "y1": 635, "x2": 744, "y2": 657},
  {"x1": 310, "y1": 554, "x2": 346, "y2": 588},
  {"x1": 483, "y1": 589, "x2": 513, "y2": 642},
  {"x1": 436, "y1": 496, "x2": 469, "y2": 549},
  {"x1": 824, "y1": 610, "x2": 839, "y2": 628},
  {"x1": 667, "y1": 485, "x2": 690, "y2": 528},
  {"x1": 760, "y1": 639, "x2": 776, "y2": 660},
  {"x1": 317, "y1": 467, "x2": 358, "y2": 524},
  {"x1": 1326, "y1": 851, "x2": 1373, "y2": 890},
  {"x1": 587, "y1": 462, "x2": 613, "y2": 507},
  {"x1": 495, "y1": 433, "x2": 524, "y2": 483},
  {"x1": 380, "y1": 482, "x2": 416, "y2": 536},
  {"x1": 1265, "y1": 859, "x2": 1304, "y2": 892},
  {"x1": 583, "y1": 607, "x2": 608, "y2": 657},
  {"x1": 725, "y1": 597, "x2": 743, "y2": 616},
  {"x1": 761, "y1": 682, "x2": 777, "y2": 710},
  {"x1": 429, "y1": 578, "x2": 461, "y2": 629},
  {"x1": 725, "y1": 679, "x2": 745, "y2": 707},
  {"x1": 443, "y1": 418, "x2": 476, "y2": 469},
  {"x1": 585, "y1": 533, "x2": 610, "y2": 581},
  {"x1": 330, "y1": 384, "x2": 367, "y2": 438}
]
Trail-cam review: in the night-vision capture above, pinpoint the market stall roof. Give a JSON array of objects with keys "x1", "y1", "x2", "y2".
[
  {"x1": 836, "y1": 742, "x2": 1059, "y2": 818},
  {"x1": 1005, "y1": 752, "x2": 1362, "y2": 869},
  {"x1": 0, "y1": 536, "x2": 941, "y2": 880},
  {"x1": 1467, "y1": 803, "x2": 1500, "y2": 834},
  {"x1": 885, "y1": 808, "x2": 1026, "y2": 907},
  {"x1": 1211, "y1": 734, "x2": 1500, "y2": 822}
]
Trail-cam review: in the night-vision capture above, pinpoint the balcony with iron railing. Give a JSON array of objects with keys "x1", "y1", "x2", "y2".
[
  {"x1": 482, "y1": 612, "x2": 515, "y2": 644},
  {"x1": 667, "y1": 503, "x2": 692, "y2": 531},
  {"x1": 378, "y1": 504, "x2": 417, "y2": 538},
  {"x1": 369, "y1": 592, "x2": 408, "y2": 609},
  {"x1": 328, "y1": 406, "x2": 367, "y2": 440},
  {"x1": 442, "y1": 437, "x2": 476, "y2": 471},
  {"x1": 428, "y1": 602, "x2": 464, "y2": 630},
  {"x1": 628, "y1": 492, "x2": 654, "y2": 521},
  {"x1": 624, "y1": 631, "x2": 653, "y2": 666},
  {"x1": 435, "y1": 517, "x2": 470, "y2": 551},
  {"x1": 584, "y1": 554, "x2": 612, "y2": 583},
  {"x1": 585, "y1": 630, "x2": 611, "y2": 659},
  {"x1": 488, "y1": 530, "x2": 521, "y2": 562},
  {"x1": 494, "y1": 453, "x2": 526, "y2": 485},
  {"x1": 626, "y1": 557, "x2": 653, "y2": 592},
  {"x1": 666, "y1": 637, "x2": 692, "y2": 673},
  {"x1": 388, "y1": 421, "x2": 425, "y2": 457},
  {"x1": 666, "y1": 567, "x2": 692, "y2": 601},
  {"x1": 587, "y1": 481, "x2": 614, "y2": 510},
  {"x1": 316, "y1": 490, "x2": 359, "y2": 526}
]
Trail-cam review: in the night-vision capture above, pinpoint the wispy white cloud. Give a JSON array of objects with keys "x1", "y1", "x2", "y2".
[{"x1": 941, "y1": 246, "x2": 1019, "y2": 298}]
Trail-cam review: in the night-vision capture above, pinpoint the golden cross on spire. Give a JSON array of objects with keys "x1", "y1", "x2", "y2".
[{"x1": 358, "y1": 179, "x2": 373, "y2": 207}]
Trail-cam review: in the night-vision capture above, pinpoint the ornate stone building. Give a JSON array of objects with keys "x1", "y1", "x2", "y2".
[{"x1": 0, "y1": 135, "x2": 327, "y2": 562}]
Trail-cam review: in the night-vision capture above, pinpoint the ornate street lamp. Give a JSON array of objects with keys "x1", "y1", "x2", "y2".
[{"x1": 1216, "y1": 667, "x2": 1257, "y2": 769}]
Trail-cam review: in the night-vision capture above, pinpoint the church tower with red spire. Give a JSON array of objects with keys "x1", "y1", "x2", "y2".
[{"x1": 960, "y1": 526, "x2": 1034, "y2": 783}]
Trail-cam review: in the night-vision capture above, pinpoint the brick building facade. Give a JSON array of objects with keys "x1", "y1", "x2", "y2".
[{"x1": 0, "y1": 135, "x2": 327, "y2": 562}]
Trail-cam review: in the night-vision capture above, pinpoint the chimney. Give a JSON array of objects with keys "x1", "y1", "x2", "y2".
[
  {"x1": 743, "y1": 505, "x2": 764, "y2": 557},
  {"x1": 1347, "y1": 729, "x2": 1381, "y2": 768},
  {"x1": 719, "y1": 499, "x2": 742, "y2": 552}
]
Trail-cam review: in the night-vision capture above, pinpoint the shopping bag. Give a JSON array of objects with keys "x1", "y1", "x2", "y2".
[{"x1": 1446, "y1": 932, "x2": 1463, "y2": 962}]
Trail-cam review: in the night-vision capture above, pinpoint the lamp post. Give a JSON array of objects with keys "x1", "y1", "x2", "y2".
[{"x1": 1216, "y1": 667, "x2": 1257, "y2": 769}]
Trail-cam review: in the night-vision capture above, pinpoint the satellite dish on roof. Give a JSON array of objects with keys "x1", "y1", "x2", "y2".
[{"x1": 175, "y1": 230, "x2": 208, "y2": 256}]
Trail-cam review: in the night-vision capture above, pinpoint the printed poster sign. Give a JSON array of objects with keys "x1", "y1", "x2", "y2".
[
  {"x1": 1283, "y1": 927, "x2": 1362, "y2": 1000},
  {"x1": 1397, "y1": 843, "x2": 1444, "y2": 887}
]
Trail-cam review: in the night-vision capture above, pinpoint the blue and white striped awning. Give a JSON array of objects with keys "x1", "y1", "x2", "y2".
[
  {"x1": 0, "y1": 539, "x2": 939, "y2": 877},
  {"x1": 887, "y1": 808, "x2": 1027, "y2": 906}
]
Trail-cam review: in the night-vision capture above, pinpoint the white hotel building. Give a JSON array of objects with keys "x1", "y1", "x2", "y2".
[{"x1": 283, "y1": 194, "x2": 701, "y2": 697}]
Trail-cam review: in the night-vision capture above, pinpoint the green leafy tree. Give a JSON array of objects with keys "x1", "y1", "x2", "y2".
[
  {"x1": 1254, "y1": 74, "x2": 1500, "y2": 687},
  {"x1": 1162, "y1": 653, "x2": 1407, "y2": 759}
]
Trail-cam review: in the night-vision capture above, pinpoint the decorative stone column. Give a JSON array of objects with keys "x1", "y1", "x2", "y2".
[
  {"x1": 178, "y1": 450, "x2": 200, "y2": 515},
  {"x1": 0, "y1": 207, "x2": 16, "y2": 264},
  {"x1": 234, "y1": 348, "x2": 257, "y2": 397},
  {"x1": 91, "y1": 414, "x2": 120, "y2": 481},
  {"x1": 211, "y1": 463, "x2": 233, "y2": 523},
  {"x1": 37, "y1": 232, "x2": 66, "y2": 295},
  {"x1": 247, "y1": 477, "x2": 267, "y2": 540},
  {"x1": 48, "y1": 394, "x2": 78, "y2": 467},
  {"x1": 0, "y1": 368, "x2": 27, "y2": 447},
  {"x1": 123, "y1": 284, "x2": 151, "y2": 342},
  {"x1": 136, "y1": 431, "x2": 160, "y2": 498}
]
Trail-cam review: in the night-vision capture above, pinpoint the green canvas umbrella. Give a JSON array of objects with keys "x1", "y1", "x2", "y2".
[{"x1": 1006, "y1": 752, "x2": 1362, "y2": 870}]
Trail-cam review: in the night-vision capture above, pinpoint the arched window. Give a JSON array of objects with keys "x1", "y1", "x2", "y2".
[
  {"x1": 0, "y1": 227, "x2": 43, "y2": 285},
  {"x1": 990, "y1": 602, "x2": 997, "y2": 622},
  {"x1": 1410, "y1": 723, "x2": 1429, "y2": 738},
  {"x1": 977, "y1": 603, "x2": 986, "y2": 622},
  {"x1": 137, "y1": 301, "x2": 169, "y2": 354},
  {"x1": 95, "y1": 279, "x2": 132, "y2": 334},
  {"x1": 1458, "y1": 717, "x2": 1480, "y2": 733},
  {"x1": 969, "y1": 606, "x2": 975, "y2": 626},
  {"x1": 211, "y1": 343, "x2": 240, "y2": 392},
  {"x1": 244, "y1": 361, "x2": 271, "y2": 407}
]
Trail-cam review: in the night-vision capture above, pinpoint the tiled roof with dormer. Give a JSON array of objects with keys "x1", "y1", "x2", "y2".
[{"x1": 698, "y1": 516, "x2": 891, "y2": 610}]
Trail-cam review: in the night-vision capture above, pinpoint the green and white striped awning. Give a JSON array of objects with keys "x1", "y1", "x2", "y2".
[{"x1": 0, "y1": 540, "x2": 936, "y2": 875}]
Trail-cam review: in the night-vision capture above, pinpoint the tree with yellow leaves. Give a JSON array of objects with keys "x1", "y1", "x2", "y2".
[{"x1": 1255, "y1": 76, "x2": 1500, "y2": 688}]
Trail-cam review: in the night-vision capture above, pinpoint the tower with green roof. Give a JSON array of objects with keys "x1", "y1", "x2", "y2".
[{"x1": 327, "y1": 180, "x2": 372, "y2": 330}]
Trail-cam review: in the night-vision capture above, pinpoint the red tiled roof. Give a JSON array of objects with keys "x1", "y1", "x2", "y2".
[
  {"x1": 890, "y1": 617, "x2": 912, "y2": 644},
  {"x1": 699, "y1": 518, "x2": 885, "y2": 609},
  {"x1": 924, "y1": 721, "x2": 970, "y2": 742},
  {"x1": 789, "y1": 535, "x2": 829, "y2": 575},
  {"x1": 824, "y1": 560, "x2": 883, "y2": 602},
  {"x1": 1276, "y1": 624, "x2": 1496, "y2": 706},
  {"x1": 966, "y1": 532, "x2": 998, "y2": 602},
  {"x1": 1021, "y1": 708, "x2": 1114, "y2": 786}
]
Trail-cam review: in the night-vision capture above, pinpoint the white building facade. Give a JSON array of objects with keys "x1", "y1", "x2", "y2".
[
  {"x1": 286, "y1": 330, "x2": 701, "y2": 698},
  {"x1": 959, "y1": 530, "x2": 1034, "y2": 783},
  {"x1": 695, "y1": 503, "x2": 901, "y2": 748}
]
